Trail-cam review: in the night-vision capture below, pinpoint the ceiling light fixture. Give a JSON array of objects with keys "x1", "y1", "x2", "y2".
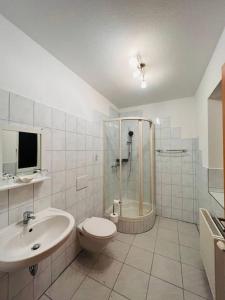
[{"x1": 129, "y1": 54, "x2": 147, "y2": 89}]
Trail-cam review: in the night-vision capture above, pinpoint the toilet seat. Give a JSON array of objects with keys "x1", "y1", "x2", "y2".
[{"x1": 82, "y1": 217, "x2": 116, "y2": 239}]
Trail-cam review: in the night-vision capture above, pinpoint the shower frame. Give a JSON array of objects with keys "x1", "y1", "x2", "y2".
[{"x1": 103, "y1": 117, "x2": 155, "y2": 224}]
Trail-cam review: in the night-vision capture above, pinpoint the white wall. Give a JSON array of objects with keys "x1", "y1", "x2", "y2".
[
  {"x1": 208, "y1": 99, "x2": 223, "y2": 169},
  {"x1": 196, "y1": 26, "x2": 225, "y2": 167},
  {"x1": 0, "y1": 15, "x2": 117, "y2": 119},
  {"x1": 120, "y1": 97, "x2": 197, "y2": 139}
]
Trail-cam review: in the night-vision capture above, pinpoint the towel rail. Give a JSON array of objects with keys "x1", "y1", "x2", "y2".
[{"x1": 155, "y1": 149, "x2": 187, "y2": 154}]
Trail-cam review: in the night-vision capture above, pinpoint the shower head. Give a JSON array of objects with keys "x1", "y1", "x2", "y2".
[{"x1": 128, "y1": 131, "x2": 134, "y2": 137}]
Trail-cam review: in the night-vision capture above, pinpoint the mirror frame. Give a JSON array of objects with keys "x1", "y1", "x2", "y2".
[{"x1": 0, "y1": 124, "x2": 43, "y2": 176}]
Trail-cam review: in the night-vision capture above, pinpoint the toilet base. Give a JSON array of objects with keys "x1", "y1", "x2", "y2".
[{"x1": 78, "y1": 231, "x2": 111, "y2": 252}]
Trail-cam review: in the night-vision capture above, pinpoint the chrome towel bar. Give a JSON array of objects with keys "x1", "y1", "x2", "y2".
[{"x1": 155, "y1": 149, "x2": 187, "y2": 154}]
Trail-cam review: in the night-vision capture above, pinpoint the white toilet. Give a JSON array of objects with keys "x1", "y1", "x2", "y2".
[{"x1": 77, "y1": 217, "x2": 117, "y2": 252}]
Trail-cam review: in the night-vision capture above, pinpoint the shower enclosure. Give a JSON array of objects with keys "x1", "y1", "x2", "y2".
[{"x1": 104, "y1": 117, "x2": 155, "y2": 233}]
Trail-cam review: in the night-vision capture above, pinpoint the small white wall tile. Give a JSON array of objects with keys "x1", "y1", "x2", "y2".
[
  {"x1": 42, "y1": 150, "x2": 52, "y2": 173},
  {"x1": 66, "y1": 169, "x2": 77, "y2": 189},
  {"x1": 52, "y1": 130, "x2": 65, "y2": 150},
  {"x1": 52, "y1": 109, "x2": 66, "y2": 130},
  {"x1": 76, "y1": 134, "x2": 85, "y2": 150},
  {"x1": 77, "y1": 117, "x2": 86, "y2": 134},
  {"x1": 52, "y1": 171, "x2": 66, "y2": 194},
  {"x1": 66, "y1": 151, "x2": 76, "y2": 169},
  {"x1": 9, "y1": 185, "x2": 33, "y2": 209},
  {"x1": 0, "y1": 191, "x2": 8, "y2": 213},
  {"x1": 10, "y1": 94, "x2": 34, "y2": 125},
  {"x1": 51, "y1": 191, "x2": 66, "y2": 210},
  {"x1": 34, "y1": 196, "x2": 51, "y2": 213},
  {"x1": 66, "y1": 132, "x2": 76, "y2": 150},
  {"x1": 66, "y1": 187, "x2": 76, "y2": 208},
  {"x1": 52, "y1": 151, "x2": 66, "y2": 172},
  {"x1": 0, "y1": 89, "x2": 9, "y2": 120},
  {"x1": 34, "y1": 102, "x2": 52, "y2": 128},
  {"x1": 66, "y1": 114, "x2": 77, "y2": 132},
  {"x1": 34, "y1": 178, "x2": 52, "y2": 200}
]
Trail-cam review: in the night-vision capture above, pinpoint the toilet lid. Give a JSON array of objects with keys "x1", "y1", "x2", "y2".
[{"x1": 82, "y1": 217, "x2": 116, "y2": 239}]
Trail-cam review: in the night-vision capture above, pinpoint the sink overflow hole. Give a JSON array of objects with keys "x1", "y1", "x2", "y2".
[
  {"x1": 31, "y1": 243, "x2": 41, "y2": 251},
  {"x1": 29, "y1": 228, "x2": 33, "y2": 232}
]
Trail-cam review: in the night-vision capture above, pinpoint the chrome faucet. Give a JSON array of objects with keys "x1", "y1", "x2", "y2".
[{"x1": 23, "y1": 211, "x2": 35, "y2": 224}]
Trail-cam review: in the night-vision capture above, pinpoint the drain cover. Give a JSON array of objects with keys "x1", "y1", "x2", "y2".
[{"x1": 31, "y1": 243, "x2": 41, "y2": 251}]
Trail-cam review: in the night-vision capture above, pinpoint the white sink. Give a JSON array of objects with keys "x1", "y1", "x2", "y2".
[{"x1": 0, "y1": 208, "x2": 75, "y2": 272}]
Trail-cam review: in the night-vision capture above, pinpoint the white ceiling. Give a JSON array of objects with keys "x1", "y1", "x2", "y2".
[{"x1": 0, "y1": 1, "x2": 225, "y2": 108}]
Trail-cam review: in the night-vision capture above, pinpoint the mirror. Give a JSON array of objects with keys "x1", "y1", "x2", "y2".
[
  {"x1": 208, "y1": 81, "x2": 224, "y2": 207},
  {"x1": 0, "y1": 128, "x2": 41, "y2": 176}
]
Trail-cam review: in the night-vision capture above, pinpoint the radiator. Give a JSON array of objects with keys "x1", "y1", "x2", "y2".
[
  {"x1": 215, "y1": 238, "x2": 225, "y2": 299},
  {"x1": 199, "y1": 208, "x2": 223, "y2": 299}
]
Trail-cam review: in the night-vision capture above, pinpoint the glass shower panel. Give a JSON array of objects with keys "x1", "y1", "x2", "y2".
[
  {"x1": 120, "y1": 119, "x2": 139, "y2": 217},
  {"x1": 143, "y1": 120, "x2": 152, "y2": 214},
  {"x1": 103, "y1": 120, "x2": 120, "y2": 214}
]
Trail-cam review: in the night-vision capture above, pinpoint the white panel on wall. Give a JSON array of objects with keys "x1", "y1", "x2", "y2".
[{"x1": 76, "y1": 175, "x2": 88, "y2": 191}]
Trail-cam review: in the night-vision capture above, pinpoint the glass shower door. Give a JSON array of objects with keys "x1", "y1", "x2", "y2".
[
  {"x1": 143, "y1": 120, "x2": 152, "y2": 214},
  {"x1": 103, "y1": 120, "x2": 120, "y2": 214},
  {"x1": 120, "y1": 119, "x2": 140, "y2": 217}
]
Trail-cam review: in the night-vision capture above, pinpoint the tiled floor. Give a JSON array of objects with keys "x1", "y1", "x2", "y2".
[{"x1": 41, "y1": 217, "x2": 212, "y2": 300}]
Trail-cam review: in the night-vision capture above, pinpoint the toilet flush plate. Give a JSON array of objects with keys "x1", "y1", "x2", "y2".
[{"x1": 76, "y1": 175, "x2": 88, "y2": 190}]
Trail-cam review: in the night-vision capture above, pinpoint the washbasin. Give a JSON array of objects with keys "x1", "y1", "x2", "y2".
[{"x1": 0, "y1": 207, "x2": 75, "y2": 272}]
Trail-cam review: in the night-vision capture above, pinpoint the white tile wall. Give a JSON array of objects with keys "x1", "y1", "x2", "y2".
[
  {"x1": 10, "y1": 94, "x2": 34, "y2": 125},
  {"x1": 0, "y1": 89, "x2": 9, "y2": 120},
  {"x1": 0, "y1": 88, "x2": 105, "y2": 299}
]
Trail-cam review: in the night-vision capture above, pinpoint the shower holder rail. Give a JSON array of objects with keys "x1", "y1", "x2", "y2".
[{"x1": 155, "y1": 149, "x2": 187, "y2": 154}]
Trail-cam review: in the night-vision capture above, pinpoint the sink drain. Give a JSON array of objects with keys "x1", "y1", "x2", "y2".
[{"x1": 31, "y1": 243, "x2": 41, "y2": 251}]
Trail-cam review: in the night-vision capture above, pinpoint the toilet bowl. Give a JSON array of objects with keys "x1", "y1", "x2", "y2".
[{"x1": 77, "y1": 217, "x2": 117, "y2": 252}]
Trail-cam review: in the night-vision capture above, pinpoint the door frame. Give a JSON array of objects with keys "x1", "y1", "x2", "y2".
[{"x1": 222, "y1": 64, "x2": 225, "y2": 214}]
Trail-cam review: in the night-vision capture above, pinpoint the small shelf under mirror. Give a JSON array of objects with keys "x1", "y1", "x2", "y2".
[{"x1": 0, "y1": 176, "x2": 50, "y2": 191}]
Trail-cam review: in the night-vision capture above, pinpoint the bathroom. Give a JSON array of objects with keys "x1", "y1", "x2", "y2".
[{"x1": 0, "y1": 1, "x2": 225, "y2": 300}]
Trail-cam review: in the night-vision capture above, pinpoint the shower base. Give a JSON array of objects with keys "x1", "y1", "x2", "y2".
[{"x1": 106, "y1": 200, "x2": 156, "y2": 234}]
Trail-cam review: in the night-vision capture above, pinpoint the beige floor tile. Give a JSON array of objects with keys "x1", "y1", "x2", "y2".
[
  {"x1": 72, "y1": 277, "x2": 111, "y2": 300},
  {"x1": 155, "y1": 239, "x2": 180, "y2": 261},
  {"x1": 46, "y1": 263, "x2": 85, "y2": 300},
  {"x1": 159, "y1": 217, "x2": 178, "y2": 232},
  {"x1": 114, "y1": 264, "x2": 149, "y2": 300},
  {"x1": 115, "y1": 232, "x2": 136, "y2": 244},
  {"x1": 103, "y1": 239, "x2": 130, "y2": 262},
  {"x1": 13, "y1": 282, "x2": 33, "y2": 300},
  {"x1": 182, "y1": 264, "x2": 212, "y2": 299},
  {"x1": 179, "y1": 233, "x2": 199, "y2": 249},
  {"x1": 147, "y1": 276, "x2": 184, "y2": 300},
  {"x1": 180, "y1": 246, "x2": 203, "y2": 270},
  {"x1": 151, "y1": 254, "x2": 182, "y2": 287},
  {"x1": 125, "y1": 245, "x2": 153, "y2": 273},
  {"x1": 157, "y1": 228, "x2": 179, "y2": 244},
  {"x1": 89, "y1": 254, "x2": 122, "y2": 288},
  {"x1": 184, "y1": 290, "x2": 208, "y2": 300},
  {"x1": 141, "y1": 226, "x2": 158, "y2": 238},
  {"x1": 109, "y1": 291, "x2": 128, "y2": 300},
  {"x1": 72, "y1": 250, "x2": 99, "y2": 274},
  {"x1": 178, "y1": 222, "x2": 199, "y2": 237},
  {"x1": 0, "y1": 275, "x2": 8, "y2": 300},
  {"x1": 39, "y1": 295, "x2": 51, "y2": 300},
  {"x1": 133, "y1": 233, "x2": 156, "y2": 252}
]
